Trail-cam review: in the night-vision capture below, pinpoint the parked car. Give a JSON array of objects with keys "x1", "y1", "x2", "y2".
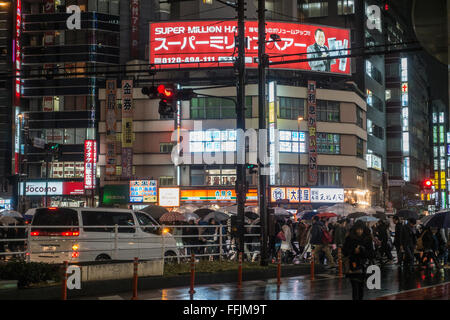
[{"x1": 28, "y1": 207, "x2": 179, "y2": 263}]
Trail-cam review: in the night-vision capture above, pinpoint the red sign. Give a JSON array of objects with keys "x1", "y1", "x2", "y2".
[
  {"x1": 63, "y1": 182, "x2": 85, "y2": 195},
  {"x1": 130, "y1": 0, "x2": 139, "y2": 59},
  {"x1": 149, "y1": 21, "x2": 350, "y2": 74},
  {"x1": 14, "y1": 0, "x2": 21, "y2": 104},
  {"x1": 84, "y1": 140, "x2": 97, "y2": 190}
]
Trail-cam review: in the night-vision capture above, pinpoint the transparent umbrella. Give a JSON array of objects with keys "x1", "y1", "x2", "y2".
[{"x1": 0, "y1": 210, "x2": 23, "y2": 218}]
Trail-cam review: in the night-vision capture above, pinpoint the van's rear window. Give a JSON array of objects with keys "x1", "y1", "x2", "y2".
[{"x1": 32, "y1": 208, "x2": 79, "y2": 226}]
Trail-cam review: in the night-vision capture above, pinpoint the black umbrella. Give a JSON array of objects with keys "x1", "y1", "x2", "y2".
[
  {"x1": 423, "y1": 211, "x2": 450, "y2": 229},
  {"x1": 202, "y1": 211, "x2": 230, "y2": 223},
  {"x1": 140, "y1": 204, "x2": 169, "y2": 221},
  {"x1": 347, "y1": 212, "x2": 367, "y2": 219},
  {"x1": 373, "y1": 212, "x2": 387, "y2": 220},
  {"x1": 194, "y1": 208, "x2": 215, "y2": 218},
  {"x1": 396, "y1": 209, "x2": 419, "y2": 220},
  {"x1": 245, "y1": 211, "x2": 259, "y2": 220}
]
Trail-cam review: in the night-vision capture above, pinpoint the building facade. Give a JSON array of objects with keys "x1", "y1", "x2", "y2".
[{"x1": 16, "y1": 0, "x2": 119, "y2": 210}]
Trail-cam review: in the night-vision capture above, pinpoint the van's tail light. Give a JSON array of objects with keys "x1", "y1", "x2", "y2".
[{"x1": 30, "y1": 230, "x2": 79, "y2": 237}]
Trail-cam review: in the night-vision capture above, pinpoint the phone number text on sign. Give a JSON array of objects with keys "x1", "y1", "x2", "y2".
[{"x1": 150, "y1": 21, "x2": 351, "y2": 74}]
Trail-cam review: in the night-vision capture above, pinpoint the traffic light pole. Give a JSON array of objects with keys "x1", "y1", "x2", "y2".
[
  {"x1": 236, "y1": 0, "x2": 246, "y2": 254},
  {"x1": 257, "y1": 0, "x2": 268, "y2": 266}
]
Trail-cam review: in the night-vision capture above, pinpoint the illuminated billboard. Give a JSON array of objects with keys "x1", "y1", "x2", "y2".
[
  {"x1": 149, "y1": 21, "x2": 351, "y2": 74},
  {"x1": 130, "y1": 180, "x2": 158, "y2": 203}
]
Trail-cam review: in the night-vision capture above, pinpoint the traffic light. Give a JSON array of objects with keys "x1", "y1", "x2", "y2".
[
  {"x1": 157, "y1": 84, "x2": 176, "y2": 116},
  {"x1": 142, "y1": 84, "x2": 198, "y2": 116},
  {"x1": 246, "y1": 164, "x2": 258, "y2": 174},
  {"x1": 45, "y1": 143, "x2": 62, "y2": 160},
  {"x1": 423, "y1": 179, "x2": 433, "y2": 189}
]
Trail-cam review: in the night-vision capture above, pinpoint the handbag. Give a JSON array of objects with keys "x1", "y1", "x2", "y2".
[
  {"x1": 277, "y1": 231, "x2": 286, "y2": 241},
  {"x1": 321, "y1": 228, "x2": 332, "y2": 244}
]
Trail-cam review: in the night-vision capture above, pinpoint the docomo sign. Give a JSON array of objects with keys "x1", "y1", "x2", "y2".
[
  {"x1": 20, "y1": 182, "x2": 85, "y2": 196},
  {"x1": 150, "y1": 21, "x2": 351, "y2": 74}
]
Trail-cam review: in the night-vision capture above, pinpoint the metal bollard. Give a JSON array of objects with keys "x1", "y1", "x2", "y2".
[
  {"x1": 310, "y1": 251, "x2": 315, "y2": 281},
  {"x1": 61, "y1": 261, "x2": 68, "y2": 300},
  {"x1": 277, "y1": 250, "x2": 282, "y2": 287},
  {"x1": 131, "y1": 257, "x2": 139, "y2": 300},
  {"x1": 189, "y1": 253, "x2": 196, "y2": 295},
  {"x1": 237, "y1": 252, "x2": 243, "y2": 289},
  {"x1": 338, "y1": 247, "x2": 343, "y2": 278}
]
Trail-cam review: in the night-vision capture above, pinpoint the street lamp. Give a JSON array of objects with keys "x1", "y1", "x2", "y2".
[{"x1": 297, "y1": 116, "x2": 304, "y2": 220}]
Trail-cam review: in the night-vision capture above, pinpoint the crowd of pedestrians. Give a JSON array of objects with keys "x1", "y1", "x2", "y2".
[{"x1": 268, "y1": 213, "x2": 450, "y2": 300}]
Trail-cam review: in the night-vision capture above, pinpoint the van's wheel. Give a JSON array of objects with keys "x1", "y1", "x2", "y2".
[
  {"x1": 95, "y1": 254, "x2": 111, "y2": 262},
  {"x1": 164, "y1": 251, "x2": 177, "y2": 264}
]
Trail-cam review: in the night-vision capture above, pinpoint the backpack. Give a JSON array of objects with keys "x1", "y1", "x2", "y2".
[
  {"x1": 277, "y1": 230, "x2": 286, "y2": 241},
  {"x1": 321, "y1": 227, "x2": 332, "y2": 244}
]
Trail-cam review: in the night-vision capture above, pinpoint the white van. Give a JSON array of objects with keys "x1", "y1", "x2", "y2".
[{"x1": 29, "y1": 207, "x2": 179, "y2": 264}]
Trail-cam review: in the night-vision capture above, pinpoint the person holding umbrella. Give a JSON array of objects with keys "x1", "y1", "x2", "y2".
[
  {"x1": 401, "y1": 218, "x2": 418, "y2": 272},
  {"x1": 343, "y1": 221, "x2": 375, "y2": 300},
  {"x1": 393, "y1": 216, "x2": 404, "y2": 266},
  {"x1": 200, "y1": 218, "x2": 219, "y2": 260},
  {"x1": 183, "y1": 218, "x2": 199, "y2": 256},
  {"x1": 310, "y1": 216, "x2": 336, "y2": 269}
]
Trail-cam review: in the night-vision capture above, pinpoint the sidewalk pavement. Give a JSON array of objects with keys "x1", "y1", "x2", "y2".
[{"x1": 86, "y1": 265, "x2": 450, "y2": 300}]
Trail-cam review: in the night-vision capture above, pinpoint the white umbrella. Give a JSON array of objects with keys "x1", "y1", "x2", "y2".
[
  {"x1": 0, "y1": 210, "x2": 22, "y2": 218},
  {"x1": 326, "y1": 203, "x2": 357, "y2": 216},
  {"x1": 0, "y1": 215, "x2": 19, "y2": 225},
  {"x1": 373, "y1": 206, "x2": 385, "y2": 213},
  {"x1": 273, "y1": 207, "x2": 291, "y2": 216},
  {"x1": 355, "y1": 216, "x2": 379, "y2": 223},
  {"x1": 361, "y1": 207, "x2": 376, "y2": 215},
  {"x1": 176, "y1": 204, "x2": 199, "y2": 214},
  {"x1": 221, "y1": 205, "x2": 238, "y2": 214}
]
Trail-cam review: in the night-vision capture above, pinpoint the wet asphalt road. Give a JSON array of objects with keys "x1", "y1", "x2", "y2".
[{"x1": 84, "y1": 265, "x2": 450, "y2": 300}]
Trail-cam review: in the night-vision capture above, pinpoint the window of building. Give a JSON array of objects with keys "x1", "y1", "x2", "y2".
[
  {"x1": 388, "y1": 162, "x2": 402, "y2": 177},
  {"x1": 318, "y1": 166, "x2": 341, "y2": 187},
  {"x1": 279, "y1": 97, "x2": 305, "y2": 120},
  {"x1": 372, "y1": 124, "x2": 384, "y2": 140},
  {"x1": 279, "y1": 165, "x2": 306, "y2": 186},
  {"x1": 49, "y1": 161, "x2": 84, "y2": 179},
  {"x1": 356, "y1": 138, "x2": 364, "y2": 158},
  {"x1": 367, "y1": 119, "x2": 373, "y2": 134},
  {"x1": 387, "y1": 137, "x2": 401, "y2": 152},
  {"x1": 316, "y1": 100, "x2": 340, "y2": 122},
  {"x1": 160, "y1": 143, "x2": 174, "y2": 154},
  {"x1": 301, "y1": 1, "x2": 328, "y2": 18},
  {"x1": 159, "y1": 176, "x2": 175, "y2": 186},
  {"x1": 190, "y1": 166, "x2": 237, "y2": 186},
  {"x1": 356, "y1": 108, "x2": 364, "y2": 128},
  {"x1": 338, "y1": 0, "x2": 355, "y2": 15},
  {"x1": 317, "y1": 133, "x2": 340, "y2": 154},
  {"x1": 356, "y1": 169, "x2": 365, "y2": 189},
  {"x1": 44, "y1": 128, "x2": 89, "y2": 145},
  {"x1": 190, "y1": 97, "x2": 252, "y2": 119}
]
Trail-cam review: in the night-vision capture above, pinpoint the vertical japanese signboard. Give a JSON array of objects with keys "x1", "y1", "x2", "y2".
[
  {"x1": 269, "y1": 81, "x2": 278, "y2": 185},
  {"x1": 130, "y1": 0, "x2": 139, "y2": 59},
  {"x1": 307, "y1": 80, "x2": 318, "y2": 185},
  {"x1": 13, "y1": 0, "x2": 22, "y2": 175},
  {"x1": 121, "y1": 80, "x2": 134, "y2": 178},
  {"x1": 42, "y1": 0, "x2": 55, "y2": 112},
  {"x1": 105, "y1": 80, "x2": 117, "y2": 176},
  {"x1": 84, "y1": 140, "x2": 97, "y2": 190}
]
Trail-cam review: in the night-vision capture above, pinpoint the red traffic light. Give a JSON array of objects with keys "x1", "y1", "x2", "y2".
[
  {"x1": 424, "y1": 179, "x2": 433, "y2": 188},
  {"x1": 157, "y1": 84, "x2": 174, "y2": 98}
]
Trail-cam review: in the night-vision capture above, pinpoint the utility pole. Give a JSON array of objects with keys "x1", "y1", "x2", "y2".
[
  {"x1": 236, "y1": 0, "x2": 246, "y2": 254},
  {"x1": 257, "y1": 0, "x2": 268, "y2": 266}
]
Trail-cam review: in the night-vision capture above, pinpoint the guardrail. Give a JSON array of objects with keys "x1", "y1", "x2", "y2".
[{"x1": 0, "y1": 224, "x2": 262, "y2": 264}]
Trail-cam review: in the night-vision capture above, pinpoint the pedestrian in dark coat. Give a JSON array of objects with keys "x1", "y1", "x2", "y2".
[
  {"x1": 393, "y1": 216, "x2": 403, "y2": 265},
  {"x1": 401, "y1": 218, "x2": 417, "y2": 271},
  {"x1": 183, "y1": 219, "x2": 199, "y2": 255},
  {"x1": 343, "y1": 221, "x2": 375, "y2": 300}
]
